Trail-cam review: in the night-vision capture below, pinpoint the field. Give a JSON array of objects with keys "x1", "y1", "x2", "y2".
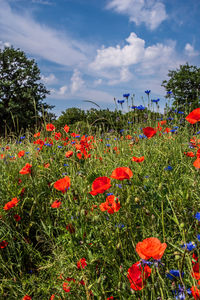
[{"x1": 1, "y1": 110, "x2": 200, "y2": 300}]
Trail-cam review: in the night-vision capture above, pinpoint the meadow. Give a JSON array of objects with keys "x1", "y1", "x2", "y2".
[{"x1": 1, "y1": 107, "x2": 200, "y2": 300}]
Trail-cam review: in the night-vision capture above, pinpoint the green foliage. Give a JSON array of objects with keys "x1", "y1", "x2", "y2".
[
  {"x1": 0, "y1": 46, "x2": 54, "y2": 133},
  {"x1": 162, "y1": 63, "x2": 200, "y2": 111}
]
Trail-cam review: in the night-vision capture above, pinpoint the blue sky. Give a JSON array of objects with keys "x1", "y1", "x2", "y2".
[{"x1": 0, "y1": 0, "x2": 200, "y2": 117}]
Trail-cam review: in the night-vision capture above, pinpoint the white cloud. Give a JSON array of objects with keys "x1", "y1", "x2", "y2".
[
  {"x1": 90, "y1": 33, "x2": 145, "y2": 70},
  {"x1": 0, "y1": 41, "x2": 11, "y2": 49},
  {"x1": 0, "y1": 0, "x2": 89, "y2": 67},
  {"x1": 106, "y1": 0, "x2": 167, "y2": 30},
  {"x1": 184, "y1": 43, "x2": 199, "y2": 57},
  {"x1": 41, "y1": 73, "x2": 57, "y2": 84},
  {"x1": 94, "y1": 79, "x2": 103, "y2": 86},
  {"x1": 58, "y1": 85, "x2": 68, "y2": 95},
  {"x1": 70, "y1": 69, "x2": 85, "y2": 94}
]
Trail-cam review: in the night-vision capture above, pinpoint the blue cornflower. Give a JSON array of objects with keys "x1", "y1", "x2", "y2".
[
  {"x1": 44, "y1": 143, "x2": 52, "y2": 146},
  {"x1": 116, "y1": 184, "x2": 122, "y2": 188},
  {"x1": 63, "y1": 164, "x2": 69, "y2": 167},
  {"x1": 137, "y1": 105, "x2": 146, "y2": 110},
  {"x1": 170, "y1": 129, "x2": 176, "y2": 133},
  {"x1": 107, "y1": 193, "x2": 114, "y2": 196},
  {"x1": 151, "y1": 98, "x2": 160, "y2": 103},
  {"x1": 106, "y1": 144, "x2": 111, "y2": 147},
  {"x1": 71, "y1": 141, "x2": 75, "y2": 144},
  {"x1": 145, "y1": 90, "x2": 151, "y2": 95},
  {"x1": 131, "y1": 106, "x2": 137, "y2": 109},
  {"x1": 128, "y1": 121, "x2": 133, "y2": 124},
  {"x1": 120, "y1": 129, "x2": 124, "y2": 133},
  {"x1": 173, "y1": 285, "x2": 191, "y2": 300},
  {"x1": 167, "y1": 117, "x2": 174, "y2": 121},
  {"x1": 165, "y1": 166, "x2": 173, "y2": 171},
  {"x1": 123, "y1": 93, "x2": 130, "y2": 98},
  {"x1": 117, "y1": 100, "x2": 125, "y2": 104},
  {"x1": 62, "y1": 172, "x2": 68, "y2": 175},
  {"x1": 197, "y1": 234, "x2": 200, "y2": 241},
  {"x1": 178, "y1": 111, "x2": 184, "y2": 114},
  {"x1": 20, "y1": 136, "x2": 25, "y2": 140},
  {"x1": 167, "y1": 270, "x2": 184, "y2": 280},
  {"x1": 25, "y1": 152, "x2": 29, "y2": 154},
  {"x1": 181, "y1": 241, "x2": 196, "y2": 251},
  {"x1": 194, "y1": 212, "x2": 200, "y2": 221},
  {"x1": 58, "y1": 146, "x2": 62, "y2": 148},
  {"x1": 196, "y1": 131, "x2": 200, "y2": 135},
  {"x1": 167, "y1": 91, "x2": 172, "y2": 95}
]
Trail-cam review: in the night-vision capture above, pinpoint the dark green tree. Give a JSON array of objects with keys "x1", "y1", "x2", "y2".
[
  {"x1": 162, "y1": 63, "x2": 200, "y2": 111},
  {"x1": 0, "y1": 46, "x2": 54, "y2": 132}
]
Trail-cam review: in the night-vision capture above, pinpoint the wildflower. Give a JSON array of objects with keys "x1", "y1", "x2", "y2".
[
  {"x1": 127, "y1": 261, "x2": 151, "y2": 291},
  {"x1": 90, "y1": 177, "x2": 111, "y2": 196},
  {"x1": 192, "y1": 254, "x2": 200, "y2": 280},
  {"x1": 132, "y1": 156, "x2": 144, "y2": 163},
  {"x1": 53, "y1": 176, "x2": 70, "y2": 193},
  {"x1": 191, "y1": 286, "x2": 200, "y2": 299},
  {"x1": 17, "y1": 150, "x2": 25, "y2": 158},
  {"x1": 34, "y1": 132, "x2": 40, "y2": 137},
  {"x1": 136, "y1": 237, "x2": 167, "y2": 260},
  {"x1": 0, "y1": 240, "x2": 8, "y2": 248},
  {"x1": 117, "y1": 100, "x2": 125, "y2": 104},
  {"x1": 195, "y1": 213, "x2": 200, "y2": 221},
  {"x1": 184, "y1": 152, "x2": 195, "y2": 157},
  {"x1": 193, "y1": 158, "x2": 200, "y2": 169},
  {"x1": 165, "y1": 166, "x2": 173, "y2": 171},
  {"x1": 64, "y1": 125, "x2": 69, "y2": 133},
  {"x1": 137, "y1": 105, "x2": 146, "y2": 110},
  {"x1": 145, "y1": 90, "x2": 151, "y2": 95},
  {"x1": 19, "y1": 163, "x2": 32, "y2": 175},
  {"x1": 4, "y1": 197, "x2": 19, "y2": 211},
  {"x1": 186, "y1": 108, "x2": 200, "y2": 124},
  {"x1": 110, "y1": 167, "x2": 133, "y2": 180},
  {"x1": 51, "y1": 200, "x2": 62, "y2": 208},
  {"x1": 22, "y1": 296, "x2": 32, "y2": 300},
  {"x1": 167, "y1": 270, "x2": 184, "y2": 280},
  {"x1": 151, "y1": 98, "x2": 160, "y2": 103},
  {"x1": 63, "y1": 282, "x2": 71, "y2": 293},
  {"x1": 143, "y1": 127, "x2": 156, "y2": 139},
  {"x1": 99, "y1": 195, "x2": 120, "y2": 214},
  {"x1": 123, "y1": 93, "x2": 130, "y2": 98},
  {"x1": 77, "y1": 258, "x2": 87, "y2": 269},
  {"x1": 65, "y1": 151, "x2": 73, "y2": 158},
  {"x1": 181, "y1": 241, "x2": 196, "y2": 251},
  {"x1": 14, "y1": 214, "x2": 21, "y2": 221},
  {"x1": 46, "y1": 123, "x2": 55, "y2": 131}
]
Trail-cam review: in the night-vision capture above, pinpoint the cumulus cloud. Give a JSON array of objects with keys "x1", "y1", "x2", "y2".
[
  {"x1": 106, "y1": 0, "x2": 167, "y2": 30},
  {"x1": 41, "y1": 73, "x2": 57, "y2": 85},
  {"x1": 184, "y1": 43, "x2": 199, "y2": 57},
  {"x1": 0, "y1": 0, "x2": 89, "y2": 67},
  {"x1": 58, "y1": 85, "x2": 68, "y2": 95},
  {"x1": 70, "y1": 69, "x2": 85, "y2": 94}
]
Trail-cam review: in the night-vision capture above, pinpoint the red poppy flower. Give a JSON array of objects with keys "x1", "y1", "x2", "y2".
[
  {"x1": 110, "y1": 167, "x2": 133, "y2": 180},
  {"x1": 64, "y1": 125, "x2": 69, "y2": 133},
  {"x1": 65, "y1": 151, "x2": 73, "y2": 158},
  {"x1": 34, "y1": 132, "x2": 40, "y2": 137},
  {"x1": 44, "y1": 163, "x2": 50, "y2": 168},
  {"x1": 136, "y1": 237, "x2": 167, "y2": 260},
  {"x1": 19, "y1": 163, "x2": 32, "y2": 175},
  {"x1": 63, "y1": 282, "x2": 71, "y2": 293},
  {"x1": 197, "y1": 149, "x2": 200, "y2": 158},
  {"x1": 143, "y1": 127, "x2": 157, "y2": 138},
  {"x1": 90, "y1": 176, "x2": 111, "y2": 196},
  {"x1": 164, "y1": 127, "x2": 171, "y2": 133},
  {"x1": 14, "y1": 214, "x2": 21, "y2": 221},
  {"x1": 77, "y1": 258, "x2": 87, "y2": 269},
  {"x1": 54, "y1": 132, "x2": 61, "y2": 140},
  {"x1": 22, "y1": 295, "x2": 32, "y2": 300},
  {"x1": 0, "y1": 240, "x2": 8, "y2": 248},
  {"x1": 192, "y1": 255, "x2": 200, "y2": 280},
  {"x1": 193, "y1": 158, "x2": 200, "y2": 169},
  {"x1": 186, "y1": 108, "x2": 200, "y2": 124},
  {"x1": 99, "y1": 195, "x2": 120, "y2": 214},
  {"x1": 17, "y1": 150, "x2": 25, "y2": 158},
  {"x1": 132, "y1": 156, "x2": 144, "y2": 163},
  {"x1": 0, "y1": 154, "x2": 5, "y2": 159},
  {"x1": 4, "y1": 197, "x2": 19, "y2": 211},
  {"x1": 127, "y1": 261, "x2": 151, "y2": 291},
  {"x1": 53, "y1": 176, "x2": 70, "y2": 193},
  {"x1": 51, "y1": 200, "x2": 62, "y2": 208},
  {"x1": 184, "y1": 151, "x2": 195, "y2": 157},
  {"x1": 50, "y1": 295, "x2": 55, "y2": 300},
  {"x1": 191, "y1": 285, "x2": 200, "y2": 299},
  {"x1": 46, "y1": 123, "x2": 55, "y2": 131}
]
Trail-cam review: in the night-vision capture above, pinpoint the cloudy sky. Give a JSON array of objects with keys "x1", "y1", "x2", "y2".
[{"x1": 0, "y1": 0, "x2": 200, "y2": 116}]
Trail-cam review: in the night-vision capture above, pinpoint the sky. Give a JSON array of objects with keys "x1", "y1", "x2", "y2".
[{"x1": 0, "y1": 0, "x2": 200, "y2": 117}]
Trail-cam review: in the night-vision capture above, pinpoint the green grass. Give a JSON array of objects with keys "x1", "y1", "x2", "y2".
[{"x1": 0, "y1": 118, "x2": 200, "y2": 299}]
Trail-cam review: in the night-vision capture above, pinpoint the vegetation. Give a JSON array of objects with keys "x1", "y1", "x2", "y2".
[
  {"x1": 0, "y1": 47, "x2": 54, "y2": 133},
  {"x1": 162, "y1": 63, "x2": 200, "y2": 112}
]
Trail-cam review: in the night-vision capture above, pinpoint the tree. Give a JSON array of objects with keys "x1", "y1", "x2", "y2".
[
  {"x1": 162, "y1": 63, "x2": 200, "y2": 111},
  {"x1": 0, "y1": 46, "x2": 54, "y2": 132}
]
